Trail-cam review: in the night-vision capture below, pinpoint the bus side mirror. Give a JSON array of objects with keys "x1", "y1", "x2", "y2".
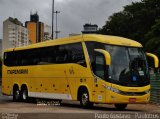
[
  {"x1": 146, "y1": 53, "x2": 159, "y2": 68},
  {"x1": 94, "y1": 49, "x2": 111, "y2": 66}
]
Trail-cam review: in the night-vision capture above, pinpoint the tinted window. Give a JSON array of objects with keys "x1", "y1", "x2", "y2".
[
  {"x1": 85, "y1": 42, "x2": 104, "y2": 69},
  {"x1": 4, "y1": 43, "x2": 86, "y2": 67},
  {"x1": 86, "y1": 42, "x2": 106, "y2": 79}
]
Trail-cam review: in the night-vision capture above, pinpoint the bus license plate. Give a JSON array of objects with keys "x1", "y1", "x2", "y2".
[{"x1": 129, "y1": 98, "x2": 136, "y2": 103}]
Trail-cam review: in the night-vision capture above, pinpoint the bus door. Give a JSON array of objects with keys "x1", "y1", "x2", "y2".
[
  {"x1": 93, "y1": 49, "x2": 111, "y2": 103},
  {"x1": 93, "y1": 52, "x2": 106, "y2": 103}
]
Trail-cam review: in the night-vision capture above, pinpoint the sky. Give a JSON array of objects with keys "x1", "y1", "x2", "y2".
[{"x1": 0, "y1": 0, "x2": 141, "y2": 39}]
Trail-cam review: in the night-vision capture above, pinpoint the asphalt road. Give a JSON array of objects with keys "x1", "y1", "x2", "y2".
[{"x1": 0, "y1": 86, "x2": 160, "y2": 119}]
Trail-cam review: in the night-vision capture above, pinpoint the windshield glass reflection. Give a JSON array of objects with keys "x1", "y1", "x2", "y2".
[{"x1": 105, "y1": 45, "x2": 149, "y2": 87}]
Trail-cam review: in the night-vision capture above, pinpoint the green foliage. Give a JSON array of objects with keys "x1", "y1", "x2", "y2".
[
  {"x1": 98, "y1": 0, "x2": 160, "y2": 48},
  {"x1": 145, "y1": 19, "x2": 160, "y2": 57}
]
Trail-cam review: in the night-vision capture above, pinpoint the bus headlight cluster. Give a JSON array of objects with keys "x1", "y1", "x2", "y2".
[
  {"x1": 102, "y1": 85, "x2": 121, "y2": 94},
  {"x1": 144, "y1": 89, "x2": 150, "y2": 94},
  {"x1": 110, "y1": 87, "x2": 121, "y2": 94}
]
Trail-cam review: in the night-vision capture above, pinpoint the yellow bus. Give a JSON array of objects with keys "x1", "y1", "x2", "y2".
[{"x1": 2, "y1": 34, "x2": 159, "y2": 110}]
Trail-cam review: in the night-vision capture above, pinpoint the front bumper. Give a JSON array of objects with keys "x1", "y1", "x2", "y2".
[{"x1": 106, "y1": 91, "x2": 150, "y2": 104}]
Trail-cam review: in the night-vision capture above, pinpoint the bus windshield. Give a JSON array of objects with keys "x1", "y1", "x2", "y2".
[
  {"x1": 105, "y1": 45, "x2": 149, "y2": 87},
  {"x1": 86, "y1": 42, "x2": 149, "y2": 87}
]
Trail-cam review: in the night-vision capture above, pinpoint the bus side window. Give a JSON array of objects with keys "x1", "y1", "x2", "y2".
[
  {"x1": 85, "y1": 41, "x2": 104, "y2": 67},
  {"x1": 4, "y1": 42, "x2": 87, "y2": 67},
  {"x1": 56, "y1": 45, "x2": 68, "y2": 63},
  {"x1": 71, "y1": 50, "x2": 85, "y2": 66},
  {"x1": 66, "y1": 43, "x2": 86, "y2": 67}
]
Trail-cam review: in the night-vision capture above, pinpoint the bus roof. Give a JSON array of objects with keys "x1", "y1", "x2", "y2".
[{"x1": 4, "y1": 34, "x2": 142, "y2": 52}]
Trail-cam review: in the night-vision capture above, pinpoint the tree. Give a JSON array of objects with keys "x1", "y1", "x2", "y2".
[
  {"x1": 98, "y1": 0, "x2": 160, "y2": 45},
  {"x1": 145, "y1": 19, "x2": 160, "y2": 57}
]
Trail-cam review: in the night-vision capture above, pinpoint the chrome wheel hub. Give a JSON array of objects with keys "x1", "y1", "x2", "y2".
[
  {"x1": 82, "y1": 93, "x2": 88, "y2": 105},
  {"x1": 15, "y1": 91, "x2": 19, "y2": 99},
  {"x1": 23, "y1": 91, "x2": 27, "y2": 100}
]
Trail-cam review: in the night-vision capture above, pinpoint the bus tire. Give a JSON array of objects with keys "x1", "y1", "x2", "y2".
[
  {"x1": 80, "y1": 89, "x2": 93, "y2": 108},
  {"x1": 20, "y1": 87, "x2": 28, "y2": 102},
  {"x1": 114, "y1": 104, "x2": 127, "y2": 110},
  {"x1": 13, "y1": 86, "x2": 20, "y2": 102}
]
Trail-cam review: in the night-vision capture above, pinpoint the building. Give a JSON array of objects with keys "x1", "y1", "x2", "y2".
[
  {"x1": 2, "y1": 17, "x2": 29, "y2": 56},
  {"x1": 25, "y1": 12, "x2": 44, "y2": 43},
  {"x1": 44, "y1": 24, "x2": 51, "y2": 41},
  {"x1": 82, "y1": 23, "x2": 98, "y2": 34}
]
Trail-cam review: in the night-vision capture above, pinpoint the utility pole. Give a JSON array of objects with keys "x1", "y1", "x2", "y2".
[
  {"x1": 54, "y1": 11, "x2": 60, "y2": 39},
  {"x1": 52, "y1": 0, "x2": 54, "y2": 39}
]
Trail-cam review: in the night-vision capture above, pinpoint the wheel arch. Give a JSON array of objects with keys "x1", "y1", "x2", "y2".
[
  {"x1": 21, "y1": 84, "x2": 28, "y2": 91},
  {"x1": 12, "y1": 83, "x2": 20, "y2": 95},
  {"x1": 77, "y1": 85, "x2": 92, "y2": 101}
]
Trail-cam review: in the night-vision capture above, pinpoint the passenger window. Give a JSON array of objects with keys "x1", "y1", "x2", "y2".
[
  {"x1": 4, "y1": 42, "x2": 87, "y2": 67},
  {"x1": 68, "y1": 43, "x2": 86, "y2": 67}
]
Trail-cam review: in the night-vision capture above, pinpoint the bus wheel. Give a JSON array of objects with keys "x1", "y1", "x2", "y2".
[
  {"x1": 20, "y1": 87, "x2": 28, "y2": 102},
  {"x1": 114, "y1": 104, "x2": 127, "y2": 110},
  {"x1": 80, "y1": 89, "x2": 93, "y2": 108},
  {"x1": 13, "y1": 86, "x2": 20, "y2": 102}
]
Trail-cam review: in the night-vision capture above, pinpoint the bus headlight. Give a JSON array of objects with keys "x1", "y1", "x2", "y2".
[
  {"x1": 102, "y1": 85, "x2": 121, "y2": 94},
  {"x1": 144, "y1": 89, "x2": 150, "y2": 94},
  {"x1": 110, "y1": 88, "x2": 121, "y2": 94}
]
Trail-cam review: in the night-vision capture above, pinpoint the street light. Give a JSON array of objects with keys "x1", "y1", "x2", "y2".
[
  {"x1": 52, "y1": 0, "x2": 54, "y2": 40},
  {"x1": 54, "y1": 11, "x2": 60, "y2": 39}
]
